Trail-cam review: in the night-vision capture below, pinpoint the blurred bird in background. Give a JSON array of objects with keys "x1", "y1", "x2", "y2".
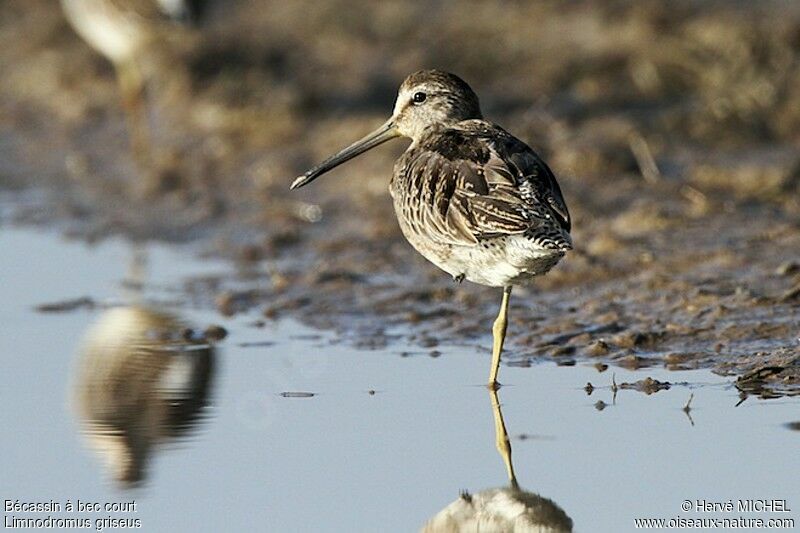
[{"x1": 60, "y1": 0, "x2": 206, "y2": 170}]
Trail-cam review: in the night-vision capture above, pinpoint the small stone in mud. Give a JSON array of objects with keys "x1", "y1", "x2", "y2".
[
  {"x1": 567, "y1": 332, "x2": 592, "y2": 346},
  {"x1": 616, "y1": 354, "x2": 655, "y2": 370},
  {"x1": 35, "y1": 296, "x2": 94, "y2": 313},
  {"x1": 279, "y1": 392, "x2": 316, "y2": 398},
  {"x1": 664, "y1": 353, "x2": 686, "y2": 364},
  {"x1": 594, "y1": 400, "x2": 607, "y2": 411},
  {"x1": 420, "y1": 336, "x2": 439, "y2": 348},
  {"x1": 587, "y1": 340, "x2": 610, "y2": 357},
  {"x1": 664, "y1": 352, "x2": 703, "y2": 365},
  {"x1": 368, "y1": 389, "x2": 376, "y2": 395},
  {"x1": 594, "y1": 363, "x2": 609, "y2": 372},
  {"x1": 204, "y1": 324, "x2": 228, "y2": 342},
  {"x1": 552, "y1": 346, "x2": 576, "y2": 357},
  {"x1": 734, "y1": 366, "x2": 786, "y2": 393},
  {"x1": 736, "y1": 365, "x2": 786, "y2": 385},
  {"x1": 216, "y1": 291, "x2": 237, "y2": 316},
  {"x1": 584, "y1": 382, "x2": 595, "y2": 395},
  {"x1": 785, "y1": 421, "x2": 800, "y2": 431},
  {"x1": 429, "y1": 350, "x2": 442, "y2": 358},
  {"x1": 618, "y1": 377, "x2": 671, "y2": 395},
  {"x1": 611, "y1": 330, "x2": 661, "y2": 349}
]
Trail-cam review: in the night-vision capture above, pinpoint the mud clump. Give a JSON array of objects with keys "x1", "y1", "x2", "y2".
[
  {"x1": 610, "y1": 330, "x2": 663, "y2": 350},
  {"x1": 617, "y1": 377, "x2": 672, "y2": 395},
  {"x1": 203, "y1": 325, "x2": 228, "y2": 342},
  {"x1": 587, "y1": 340, "x2": 611, "y2": 357},
  {"x1": 215, "y1": 290, "x2": 261, "y2": 316}
]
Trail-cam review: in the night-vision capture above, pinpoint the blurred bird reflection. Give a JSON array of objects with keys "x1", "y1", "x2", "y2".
[
  {"x1": 422, "y1": 390, "x2": 572, "y2": 532},
  {"x1": 72, "y1": 305, "x2": 216, "y2": 487}
]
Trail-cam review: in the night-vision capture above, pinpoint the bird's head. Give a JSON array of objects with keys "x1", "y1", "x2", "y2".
[
  {"x1": 391, "y1": 70, "x2": 482, "y2": 139},
  {"x1": 291, "y1": 70, "x2": 481, "y2": 190}
]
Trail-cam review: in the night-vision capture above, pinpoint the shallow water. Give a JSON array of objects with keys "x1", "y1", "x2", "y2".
[{"x1": 1, "y1": 227, "x2": 798, "y2": 532}]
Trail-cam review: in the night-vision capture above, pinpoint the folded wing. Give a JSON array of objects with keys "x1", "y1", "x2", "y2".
[{"x1": 394, "y1": 123, "x2": 570, "y2": 247}]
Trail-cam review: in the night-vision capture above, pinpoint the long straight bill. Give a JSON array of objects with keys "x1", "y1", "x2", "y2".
[{"x1": 290, "y1": 118, "x2": 400, "y2": 189}]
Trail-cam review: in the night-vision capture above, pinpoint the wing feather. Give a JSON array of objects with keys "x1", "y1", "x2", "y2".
[{"x1": 392, "y1": 121, "x2": 571, "y2": 247}]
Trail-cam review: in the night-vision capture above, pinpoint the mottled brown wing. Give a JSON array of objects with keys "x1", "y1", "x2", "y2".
[
  {"x1": 504, "y1": 140, "x2": 571, "y2": 232},
  {"x1": 396, "y1": 124, "x2": 569, "y2": 247}
]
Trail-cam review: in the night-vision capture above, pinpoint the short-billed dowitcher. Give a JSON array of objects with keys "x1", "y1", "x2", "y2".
[
  {"x1": 60, "y1": 0, "x2": 203, "y2": 160},
  {"x1": 292, "y1": 70, "x2": 572, "y2": 389}
]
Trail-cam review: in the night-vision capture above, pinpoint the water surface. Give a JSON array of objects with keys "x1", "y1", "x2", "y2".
[{"x1": 1, "y1": 228, "x2": 797, "y2": 532}]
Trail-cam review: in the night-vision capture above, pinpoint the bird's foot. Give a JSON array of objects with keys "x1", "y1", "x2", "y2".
[{"x1": 453, "y1": 273, "x2": 465, "y2": 284}]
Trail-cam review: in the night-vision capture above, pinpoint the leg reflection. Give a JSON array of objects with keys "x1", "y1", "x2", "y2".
[
  {"x1": 422, "y1": 387, "x2": 574, "y2": 531},
  {"x1": 490, "y1": 387, "x2": 518, "y2": 490}
]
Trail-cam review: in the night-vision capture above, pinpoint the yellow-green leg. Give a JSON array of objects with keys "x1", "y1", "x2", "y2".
[
  {"x1": 488, "y1": 285, "x2": 512, "y2": 390},
  {"x1": 117, "y1": 60, "x2": 166, "y2": 196},
  {"x1": 116, "y1": 60, "x2": 151, "y2": 167},
  {"x1": 489, "y1": 387, "x2": 518, "y2": 489}
]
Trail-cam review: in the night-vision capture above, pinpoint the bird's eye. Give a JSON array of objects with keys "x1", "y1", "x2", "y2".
[{"x1": 412, "y1": 92, "x2": 427, "y2": 104}]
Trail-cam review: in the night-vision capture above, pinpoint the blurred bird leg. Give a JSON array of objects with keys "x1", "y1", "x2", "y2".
[{"x1": 116, "y1": 61, "x2": 152, "y2": 168}]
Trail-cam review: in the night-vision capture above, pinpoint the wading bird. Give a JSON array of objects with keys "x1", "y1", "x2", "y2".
[
  {"x1": 292, "y1": 70, "x2": 571, "y2": 389},
  {"x1": 60, "y1": 0, "x2": 204, "y2": 163}
]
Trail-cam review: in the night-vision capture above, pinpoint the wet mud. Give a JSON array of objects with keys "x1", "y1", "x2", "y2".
[{"x1": 2, "y1": 0, "x2": 799, "y2": 396}]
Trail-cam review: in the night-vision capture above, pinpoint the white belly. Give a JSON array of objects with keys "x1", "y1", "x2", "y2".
[
  {"x1": 61, "y1": 0, "x2": 145, "y2": 63},
  {"x1": 411, "y1": 233, "x2": 566, "y2": 288}
]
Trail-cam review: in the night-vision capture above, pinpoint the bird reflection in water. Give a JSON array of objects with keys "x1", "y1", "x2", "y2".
[
  {"x1": 422, "y1": 390, "x2": 572, "y2": 532},
  {"x1": 72, "y1": 306, "x2": 216, "y2": 487}
]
